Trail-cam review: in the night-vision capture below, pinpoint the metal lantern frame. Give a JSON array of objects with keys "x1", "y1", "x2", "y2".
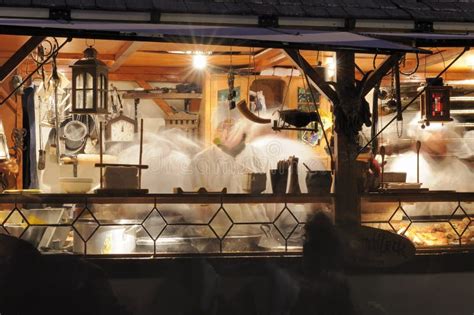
[
  {"x1": 420, "y1": 85, "x2": 453, "y2": 123},
  {"x1": 70, "y1": 47, "x2": 109, "y2": 114}
]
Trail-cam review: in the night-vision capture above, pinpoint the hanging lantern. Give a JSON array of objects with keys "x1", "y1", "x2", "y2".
[
  {"x1": 420, "y1": 85, "x2": 452, "y2": 125},
  {"x1": 70, "y1": 46, "x2": 108, "y2": 114}
]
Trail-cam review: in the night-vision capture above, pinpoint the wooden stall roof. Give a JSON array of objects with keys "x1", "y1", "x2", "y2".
[
  {"x1": 0, "y1": 36, "x2": 469, "y2": 80},
  {"x1": 0, "y1": 0, "x2": 474, "y2": 23}
]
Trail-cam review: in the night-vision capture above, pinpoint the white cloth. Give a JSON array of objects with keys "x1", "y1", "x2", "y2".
[
  {"x1": 386, "y1": 152, "x2": 474, "y2": 216},
  {"x1": 189, "y1": 144, "x2": 270, "y2": 227}
]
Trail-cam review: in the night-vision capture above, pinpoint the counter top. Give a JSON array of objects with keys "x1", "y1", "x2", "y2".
[{"x1": 0, "y1": 191, "x2": 472, "y2": 204}]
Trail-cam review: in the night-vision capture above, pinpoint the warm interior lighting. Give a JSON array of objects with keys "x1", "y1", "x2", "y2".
[
  {"x1": 467, "y1": 54, "x2": 474, "y2": 68},
  {"x1": 325, "y1": 56, "x2": 335, "y2": 79},
  {"x1": 193, "y1": 54, "x2": 207, "y2": 70}
]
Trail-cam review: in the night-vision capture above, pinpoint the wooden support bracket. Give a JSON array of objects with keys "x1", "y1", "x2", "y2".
[
  {"x1": 110, "y1": 41, "x2": 143, "y2": 72},
  {"x1": 0, "y1": 36, "x2": 46, "y2": 83},
  {"x1": 135, "y1": 80, "x2": 175, "y2": 116},
  {"x1": 360, "y1": 53, "x2": 403, "y2": 97},
  {"x1": 283, "y1": 48, "x2": 338, "y2": 104}
]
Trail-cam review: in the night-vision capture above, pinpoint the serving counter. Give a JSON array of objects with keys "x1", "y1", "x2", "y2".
[{"x1": 0, "y1": 191, "x2": 473, "y2": 259}]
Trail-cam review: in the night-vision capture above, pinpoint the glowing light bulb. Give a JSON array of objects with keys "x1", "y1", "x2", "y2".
[
  {"x1": 325, "y1": 57, "x2": 335, "y2": 79},
  {"x1": 193, "y1": 54, "x2": 207, "y2": 70},
  {"x1": 467, "y1": 54, "x2": 474, "y2": 68}
]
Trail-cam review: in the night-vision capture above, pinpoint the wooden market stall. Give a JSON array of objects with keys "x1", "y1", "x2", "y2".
[{"x1": 0, "y1": 10, "x2": 472, "y2": 266}]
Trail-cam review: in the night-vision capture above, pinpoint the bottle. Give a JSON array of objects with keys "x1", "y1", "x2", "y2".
[{"x1": 288, "y1": 156, "x2": 301, "y2": 194}]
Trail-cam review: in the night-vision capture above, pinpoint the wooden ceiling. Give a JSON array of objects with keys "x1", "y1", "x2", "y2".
[{"x1": 0, "y1": 35, "x2": 472, "y2": 84}]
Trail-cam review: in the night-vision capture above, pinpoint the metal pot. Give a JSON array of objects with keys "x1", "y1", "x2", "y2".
[{"x1": 73, "y1": 219, "x2": 139, "y2": 254}]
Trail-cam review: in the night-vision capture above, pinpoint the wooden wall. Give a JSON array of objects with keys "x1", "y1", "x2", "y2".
[
  {"x1": 0, "y1": 82, "x2": 22, "y2": 189},
  {"x1": 200, "y1": 72, "x2": 332, "y2": 168}
]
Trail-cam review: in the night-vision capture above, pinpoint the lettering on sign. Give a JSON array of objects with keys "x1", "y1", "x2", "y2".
[{"x1": 338, "y1": 226, "x2": 416, "y2": 268}]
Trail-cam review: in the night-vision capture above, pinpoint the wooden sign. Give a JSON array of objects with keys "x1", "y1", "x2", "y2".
[{"x1": 337, "y1": 226, "x2": 416, "y2": 268}]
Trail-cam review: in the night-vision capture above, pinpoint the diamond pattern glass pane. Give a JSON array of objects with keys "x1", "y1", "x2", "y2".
[
  {"x1": 159, "y1": 225, "x2": 218, "y2": 253},
  {"x1": 3, "y1": 209, "x2": 28, "y2": 238},
  {"x1": 142, "y1": 209, "x2": 166, "y2": 240},
  {"x1": 223, "y1": 224, "x2": 265, "y2": 253},
  {"x1": 86, "y1": 225, "x2": 142, "y2": 255},
  {"x1": 93, "y1": 204, "x2": 152, "y2": 223},
  {"x1": 209, "y1": 207, "x2": 232, "y2": 239},
  {"x1": 449, "y1": 205, "x2": 471, "y2": 236},
  {"x1": 21, "y1": 208, "x2": 69, "y2": 226},
  {"x1": 0, "y1": 226, "x2": 8, "y2": 235},
  {"x1": 287, "y1": 203, "x2": 308, "y2": 224},
  {"x1": 461, "y1": 223, "x2": 474, "y2": 246},
  {"x1": 73, "y1": 208, "x2": 99, "y2": 242},
  {"x1": 224, "y1": 203, "x2": 269, "y2": 224},
  {"x1": 388, "y1": 205, "x2": 411, "y2": 235},
  {"x1": 361, "y1": 201, "x2": 399, "y2": 222},
  {"x1": 274, "y1": 207, "x2": 298, "y2": 239},
  {"x1": 286, "y1": 223, "x2": 305, "y2": 251}
]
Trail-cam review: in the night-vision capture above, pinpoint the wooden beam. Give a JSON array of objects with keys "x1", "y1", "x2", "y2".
[
  {"x1": 110, "y1": 73, "x2": 181, "y2": 82},
  {"x1": 255, "y1": 52, "x2": 287, "y2": 72},
  {"x1": 402, "y1": 48, "x2": 464, "y2": 70},
  {"x1": 0, "y1": 86, "x2": 18, "y2": 113},
  {"x1": 0, "y1": 51, "x2": 115, "y2": 61},
  {"x1": 0, "y1": 36, "x2": 45, "y2": 83},
  {"x1": 360, "y1": 53, "x2": 402, "y2": 97},
  {"x1": 254, "y1": 48, "x2": 285, "y2": 71},
  {"x1": 334, "y1": 51, "x2": 360, "y2": 227},
  {"x1": 283, "y1": 48, "x2": 338, "y2": 103},
  {"x1": 110, "y1": 41, "x2": 143, "y2": 72},
  {"x1": 113, "y1": 66, "x2": 185, "y2": 75},
  {"x1": 135, "y1": 80, "x2": 175, "y2": 116},
  {"x1": 123, "y1": 92, "x2": 202, "y2": 100}
]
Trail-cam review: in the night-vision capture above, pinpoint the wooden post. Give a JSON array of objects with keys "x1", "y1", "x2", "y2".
[
  {"x1": 138, "y1": 119, "x2": 144, "y2": 189},
  {"x1": 99, "y1": 122, "x2": 103, "y2": 189},
  {"x1": 334, "y1": 51, "x2": 361, "y2": 226}
]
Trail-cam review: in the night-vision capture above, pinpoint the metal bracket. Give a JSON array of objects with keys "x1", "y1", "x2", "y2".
[
  {"x1": 49, "y1": 8, "x2": 71, "y2": 21},
  {"x1": 345, "y1": 18, "x2": 356, "y2": 31},
  {"x1": 415, "y1": 21, "x2": 433, "y2": 33},
  {"x1": 259, "y1": 15, "x2": 279, "y2": 28},
  {"x1": 151, "y1": 11, "x2": 161, "y2": 24}
]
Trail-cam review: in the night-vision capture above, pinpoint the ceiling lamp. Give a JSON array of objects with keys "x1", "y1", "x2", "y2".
[
  {"x1": 193, "y1": 53, "x2": 207, "y2": 70},
  {"x1": 70, "y1": 46, "x2": 109, "y2": 114}
]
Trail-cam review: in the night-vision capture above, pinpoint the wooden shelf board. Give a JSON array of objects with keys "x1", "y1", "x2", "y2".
[
  {"x1": 0, "y1": 193, "x2": 334, "y2": 204},
  {"x1": 122, "y1": 92, "x2": 202, "y2": 100}
]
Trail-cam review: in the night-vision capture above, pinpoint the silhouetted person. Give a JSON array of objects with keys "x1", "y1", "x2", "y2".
[
  {"x1": 291, "y1": 212, "x2": 356, "y2": 315},
  {"x1": 224, "y1": 211, "x2": 356, "y2": 315},
  {"x1": 0, "y1": 234, "x2": 128, "y2": 315}
]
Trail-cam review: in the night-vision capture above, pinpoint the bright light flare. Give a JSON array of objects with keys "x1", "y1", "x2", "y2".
[{"x1": 193, "y1": 54, "x2": 207, "y2": 70}]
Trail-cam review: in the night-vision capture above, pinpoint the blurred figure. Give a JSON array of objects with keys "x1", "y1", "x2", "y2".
[
  {"x1": 0, "y1": 235, "x2": 128, "y2": 315},
  {"x1": 224, "y1": 211, "x2": 356, "y2": 315},
  {"x1": 291, "y1": 212, "x2": 356, "y2": 315}
]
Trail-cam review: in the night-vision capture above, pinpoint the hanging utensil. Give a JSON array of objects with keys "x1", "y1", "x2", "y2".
[
  {"x1": 227, "y1": 71, "x2": 236, "y2": 110},
  {"x1": 110, "y1": 94, "x2": 118, "y2": 114},
  {"x1": 380, "y1": 145, "x2": 386, "y2": 188},
  {"x1": 37, "y1": 95, "x2": 46, "y2": 170},
  {"x1": 394, "y1": 63, "x2": 403, "y2": 122},
  {"x1": 416, "y1": 141, "x2": 421, "y2": 184},
  {"x1": 371, "y1": 84, "x2": 379, "y2": 155},
  {"x1": 236, "y1": 100, "x2": 271, "y2": 124}
]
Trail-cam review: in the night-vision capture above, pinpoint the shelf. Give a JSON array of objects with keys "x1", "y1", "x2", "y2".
[
  {"x1": 122, "y1": 92, "x2": 202, "y2": 100},
  {"x1": 0, "y1": 193, "x2": 333, "y2": 205},
  {"x1": 1, "y1": 192, "x2": 472, "y2": 204},
  {"x1": 362, "y1": 191, "x2": 474, "y2": 203}
]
